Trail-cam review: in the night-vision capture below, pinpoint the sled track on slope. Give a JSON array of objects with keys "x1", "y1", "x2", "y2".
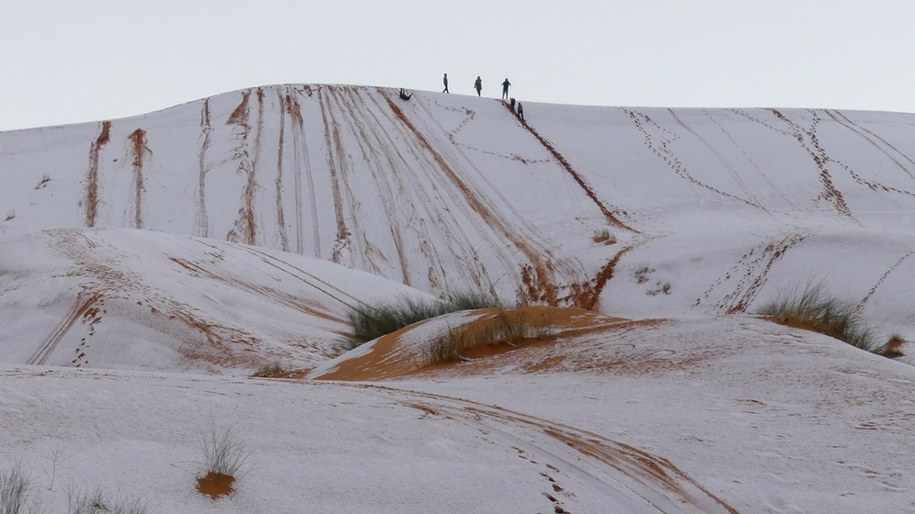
[
  {"x1": 350, "y1": 383, "x2": 737, "y2": 513},
  {"x1": 225, "y1": 89, "x2": 258, "y2": 245},
  {"x1": 195, "y1": 100, "x2": 212, "y2": 238},
  {"x1": 29, "y1": 291, "x2": 103, "y2": 365},
  {"x1": 384, "y1": 91, "x2": 559, "y2": 304},
  {"x1": 286, "y1": 87, "x2": 319, "y2": 256},
  {"x1": 506, "y1": 103, "x2": 637, "y2": 233},
  {"x1": 317, "y1": 87, "x2": 354, "y2": 263},
  {"x1": 84, "y1": 121, "x2": 111, "y2": 228}
]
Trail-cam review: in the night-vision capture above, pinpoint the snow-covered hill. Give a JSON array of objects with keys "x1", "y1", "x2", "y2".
[
  {"x1": 2, "y1": 85, "x2": 913, "y2": 339},
  {"x1": 2, "y1": 84, "x2": 915, "y2": 512},
  {"x1": 0, "y1": 227, "x2": 432, "y2": 373}
]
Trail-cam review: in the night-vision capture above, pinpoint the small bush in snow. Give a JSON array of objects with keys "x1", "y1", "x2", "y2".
[
  {"x1": 200, "y1": 423, "x2": 248, "y2": 481},
  {"x1": 757, "y1": 283, "x2": 877, "y2": 353},
  {"x1": 251, "y1": 360, "x2": 289, "y2": 378},
  {"x1": 67, "y1": 487, "x2": 147, "y2": 514},
  {"x1": 0, "y1": 463, "x2": 31, "y2": 514},
  {"x1": 423, "y1": 308, "x2": 555, "y2": 364},
  {"x1": 874, "y1": 334, "x2": 905, "y2": 359},
  {"x1": 348, "y1": 292, "x2": 502, "y2": 344}
]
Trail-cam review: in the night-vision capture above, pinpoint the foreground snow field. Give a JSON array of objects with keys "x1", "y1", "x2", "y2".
[{"x1": 2, "y1": 84, "x2": 915, "y2": 512}]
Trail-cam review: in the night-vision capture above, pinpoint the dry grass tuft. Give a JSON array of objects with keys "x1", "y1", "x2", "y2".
[
  {"x1": 757, "y1": 283, "x2": 879, "y2": 354},
  {"x1": 348, "y1": 292, "x2": 502, "y2": 345},
  {"x1": 423, "y1": 308, "x2": 556, "y2": 364},
  {"x1": 874, "y1": 334, "x2": 906, "y2": 359}
]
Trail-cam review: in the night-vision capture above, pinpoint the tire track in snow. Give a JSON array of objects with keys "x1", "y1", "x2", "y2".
[
  {"x1": 855, "y1": 250, "x2": 915, "y2": 312},
  {"x1": 374, "y1": 91, "x2": 523, "y2": 294},
  {"x1": 316, "y1": 87, "x2": 353, "y2": 264},
  {"x1": 406, "y1": 96, "x2": 559, "y2": 295},
  {"x1": 383, "y1": 91, "x2": 558, "y2": 304},
  {"x1": 507, "y1": 102, "x2": 638, "y2": 233},
  {"x1": 415, "y1": 98, "x2": 585, "y2": 292},
  {"x1": 706, "y1": 111, "x2": 795, "y2": 207},
  {"x1": 29, "y1": 290, "x2": 104, "y2": 365},
  {"x1": 287, "y1": 87, "x2": 319, "y2": 256},
  {"x1": 233, "y1": 243, "x2": 373, "y2": 311},
  {"x1": 84, "y1": 121, "x2": 111, "y2": 228},
  {"x1": 167, "y1": 255, "x2": 344, "y2": 323},
  {"x1": 356, "y1": 384, "x2": 737, "y2": 513},
  {"x1": 331, "y1": 87, "x2": 414, "y2": 285},
  {"x1": 668, "y1": 109, "x2": 770, "y2": 212},
  {"x1": 826, "y1": 110, "x2": 915, "y2": 181},
  {"x1": 824, "y1": 110, "x2": 915, "y2": 196}
]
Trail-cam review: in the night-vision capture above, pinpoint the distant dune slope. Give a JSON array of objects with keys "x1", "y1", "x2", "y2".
[
  {"x1": 0, "y1": 228, "x2": 433, "y2": 372},
  {"x1": 1, "y1": 84, "x2": 914, "y2": 339}
]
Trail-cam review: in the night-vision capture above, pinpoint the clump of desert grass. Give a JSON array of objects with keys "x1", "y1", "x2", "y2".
[
  {"x1": 197, "y1": 423, "x2": 249, "y2": 499},
  {"x1": 67, "y1": 487, "x2": 148, "y2": 514},
  {"x1": 0, "y1": 462, "x2": 32, "y2": 514},
  {"x1": 757, "y1": 282, "x2": 902, "y2": 358},
  {"x1": 348, "y1": 291, "x2": 502, "y2": 344},
  {"x1": 874, "y1": 334, "x2": 906, "y2": 359},
  {"x1": 422, "y1": 308, "x2": 557, "y2": 364}
]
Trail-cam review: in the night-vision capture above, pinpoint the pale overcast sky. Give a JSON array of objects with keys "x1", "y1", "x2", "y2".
[{"x1": 3, "y1": 0, "x2": 914, "y2": 131}]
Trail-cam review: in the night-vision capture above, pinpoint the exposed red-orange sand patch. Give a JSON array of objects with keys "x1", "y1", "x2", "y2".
[
  {"x1": 197, "y1": 472, "x2": 234, "y2": 499},
  {"x1": 313, "y1": 306, "x2": 633, "y2": 381}
]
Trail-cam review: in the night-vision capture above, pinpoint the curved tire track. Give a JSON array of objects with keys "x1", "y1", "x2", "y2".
[{"x1": 355, "y1": 383, "x2": 737, "y2": 513}]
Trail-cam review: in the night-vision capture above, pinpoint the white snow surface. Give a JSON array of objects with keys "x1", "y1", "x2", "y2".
[{"x1": 1, "y1": 84, "x2": 914, "y2": 512}]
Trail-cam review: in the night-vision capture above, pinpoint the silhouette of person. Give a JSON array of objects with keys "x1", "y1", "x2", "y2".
[
  {"x1": 398, "y1": 88, "x2": 413, "y2": 100},
  {"x1": 517, "y1": 102, "x2": 524, "y2": 121},
  {"x1": 501, "y1": 78, "x2": 511, "y2": 100},
  {"x1": 509, "y1": 97, "x2": 516, "y2": 110},
  {"x1": 474, "y1": 76, "x2": 482, "y2": 96},
  {"x1": 442, "y1": 73, "x2": 449, "y2": 93}
]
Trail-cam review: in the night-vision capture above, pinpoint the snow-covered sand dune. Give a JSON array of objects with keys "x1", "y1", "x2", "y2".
[
  {"x1": 1, "y1": 84, "x2": 915, "y2": 512},
  {"x1": 2, "y1": 86, "x2": 914, "y2": 332},
  {"x1": 0, "y1": 227, "x2": 433, "y2": 373}
]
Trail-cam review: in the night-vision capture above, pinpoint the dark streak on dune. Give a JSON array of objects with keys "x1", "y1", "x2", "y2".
[
  {"x1": 507, "y1": 102, "x2": 637, "y2": 233},
  {"x1": 30, "y1": 291, "x2": 104, "y2": 365},
  {"x1": 582, "y1": 242, "x2": 642, "y2": 311},
  {"x1": 317, "y1": 86, "x2": 352, "y2": 263},
  {"x1": 275, "y1": 92, "x2": 289, "y2": 251},
  {"x1": 226, "y1": 90, "x2": 258, "y2": 245},
  {"x1": 384, "y1": 92, "x2": 557, "y2": 304},
  {"x1": 128, "y1": 129, "x2": 149, "y2": 229},
  {"x1": 85, "y1": 121, "x2": 111, "y2": 227},
  {"x1": 196, "y1": 100, "x2": 212, "y2": 238},
  {"x1": 285, "y1": 90, "x2": 315, "y2": 256}
]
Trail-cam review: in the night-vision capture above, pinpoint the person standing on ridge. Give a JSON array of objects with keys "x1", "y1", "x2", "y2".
[
  {"x1": 501, "y1": 78, "x2": 511, "y2": 100},
  {"x1": 474, "y1": 76, "x2": 482, "y2": 96},
  {"x1": 517, "y1": 102, "x2": 524, "y2": 121},
  {"x1": 442, "y1": 73, "x2": 449, "y2": 93}
]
